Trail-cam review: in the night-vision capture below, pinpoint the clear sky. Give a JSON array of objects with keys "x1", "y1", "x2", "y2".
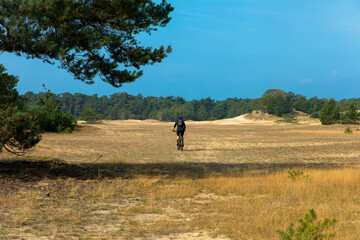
[{"x1": 2, "y1": 0, "x2": 360, "y2": 100}]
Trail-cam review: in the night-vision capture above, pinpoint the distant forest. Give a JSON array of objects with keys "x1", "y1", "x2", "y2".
[{"x1": 22, "y1": 90, "x2": 360, "y2": 122}]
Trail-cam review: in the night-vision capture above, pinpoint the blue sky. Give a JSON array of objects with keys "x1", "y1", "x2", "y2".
[{"x1": 2, "y1": 0, "x2": 360, "y2": 100}]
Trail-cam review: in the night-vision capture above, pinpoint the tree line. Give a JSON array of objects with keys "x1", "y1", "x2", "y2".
[
  {"x1": 23, "y1": 92, "x2": 253, "y2": 122},
  {"x1": 21, "y1": 89, "x2": 360, "y2": 124},
  {"x1": 256, "y1": 89, "x2": 360, "y2": 125}
]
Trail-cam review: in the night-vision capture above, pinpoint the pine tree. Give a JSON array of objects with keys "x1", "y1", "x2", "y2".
[
  {"x1": 80, "y1": 108, "x2": 102, "y2": 124},
  {"x1": 0, "y1": 65, "x2": 41, "y2": 155},
  {"x1": 30, "y1": 88, "x2": 77, "y2": 133},
  {"x1": 0, "y1": 0, "x2": 173, "y2": 87},
  {"x1": 319, "y1": 99, "x2": 340, "y2": 125},
  {"x1": 340, "y1": 104, "x2": 358, "y2": 124},
  {"x1": 261, "y1": 89, "x2": 294, "y2": 116}
]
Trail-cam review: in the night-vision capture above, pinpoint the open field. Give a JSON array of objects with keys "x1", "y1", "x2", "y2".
[{"x1": 1, "y1": 115, "x2": 360, "y2": 239}]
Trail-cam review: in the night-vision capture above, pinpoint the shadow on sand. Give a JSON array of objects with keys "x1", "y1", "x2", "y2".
[{"x1": 0, "y1": 158, "x2": 356, "y2": 182}]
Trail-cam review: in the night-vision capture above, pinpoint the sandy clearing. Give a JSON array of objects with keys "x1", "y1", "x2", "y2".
[
  {"x1": 98, "y1": 114, "x2": 264, "y2": 126},
  {"x1": 96, "y1": 113, "x2": 319, "y2": 126},
  {"x1": 187, "y1": 114, "x2": 275, "y2": 125}
]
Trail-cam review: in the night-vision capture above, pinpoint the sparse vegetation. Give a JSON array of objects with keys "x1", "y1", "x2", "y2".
[
  {"x1": 1, "y1": 121, "x2": 360, "y2": 239},
  {"x1": 0, "y1": 164, "x2": 357, "y2": 239},
  {"x1": 277, "y1": 114, "x2": 298, "y2": 123},
  {"x1": 277, "y1": 208, "x2": 337, "y2": 240},
  {"x1": 288, "y1": 169, "x2": 305, "y2": 180}
]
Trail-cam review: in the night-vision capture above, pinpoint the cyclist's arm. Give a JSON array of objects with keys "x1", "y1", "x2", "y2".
[
  {"x1": 184, "y1": 122, "x2": 186, "y2": 131},
  {"x1": 173, "y1": 122, "x2": 177, "y2": 131}
]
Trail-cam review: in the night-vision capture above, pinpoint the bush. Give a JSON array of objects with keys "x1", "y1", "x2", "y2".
[
  {"x1": 277, "y1": 114, "x2": 298, "y2": 123},
  {"x1": 0, "y1": 107, "x2": 42, "y2": 155},
  {"x1": 288, "y1": 169, "x2": 304, "y2": 180},
  {"x1": 277, "y1": 208, "x2": 337, "y2": 240},
  {"x1": 31, "y1": 88, "x2": 77, "y2": 133},
  {"x1": 344, "y1": 126, "x2": 353, "y2": 134}
]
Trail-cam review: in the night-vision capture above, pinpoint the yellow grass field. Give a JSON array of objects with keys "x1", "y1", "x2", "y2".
[{"x1": 1, "y1": 115, "x2": 360, "y2": 239}]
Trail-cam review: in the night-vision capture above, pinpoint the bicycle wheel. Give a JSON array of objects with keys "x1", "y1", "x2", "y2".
[
  {"x1": 180, "y1": 138, "x2": 184, "y2": 151},
  {"x1": 177, "y1": 138, "x2": 180, "y2": 150}
]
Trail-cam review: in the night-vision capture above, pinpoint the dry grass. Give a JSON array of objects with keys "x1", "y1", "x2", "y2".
[
  {"x1": 1, "y1": 117, "x2": 360, "y2": 239},
  {"x1": 193, "y1": 169, "x2": 360, "y2": 239},
  {"x1": 1, "y1": 169, "x2": 360, "y2": 239}
]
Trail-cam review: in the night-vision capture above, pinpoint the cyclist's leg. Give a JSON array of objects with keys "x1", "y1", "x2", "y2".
[
  {"x1": 180, "y1": 131, "x2": 184, "y2": 145},
  {"x1": 176, "y1": 131, "x2": 180, "y2": 144}
]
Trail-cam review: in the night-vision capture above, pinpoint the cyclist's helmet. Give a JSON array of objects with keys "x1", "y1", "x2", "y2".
[{"x1": 178, "y1": 116, "x2": 182, "y2": 120}]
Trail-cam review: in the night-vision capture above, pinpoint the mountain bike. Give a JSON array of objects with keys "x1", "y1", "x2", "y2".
[{"x1": 173, "y1": 130, "x2": 184, "y2": 151}]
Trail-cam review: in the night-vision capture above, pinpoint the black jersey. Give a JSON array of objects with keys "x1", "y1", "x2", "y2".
[{"x1": 174, "y1": 119, "x2": 186, "y2": 132}]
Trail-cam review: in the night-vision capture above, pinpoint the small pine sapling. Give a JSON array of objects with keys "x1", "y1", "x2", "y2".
[{"x1": 277, "y1": 208, "x2": 337, "y2": 240}]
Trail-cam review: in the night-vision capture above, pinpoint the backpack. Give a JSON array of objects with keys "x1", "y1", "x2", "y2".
[{"x1": 177, "y1": 119, "x2": 184, "y2": 127}]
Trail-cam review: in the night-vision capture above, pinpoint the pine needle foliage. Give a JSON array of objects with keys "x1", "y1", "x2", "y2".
[
  {"x1": 80, "y1": 108, "x2": 102, "y2": 124},
  {"x1": 340, "y1": 104, "x2": 358, "y2": 124},
  {"x1": 0, "y1": 65, "x2": 41, "y2": 155},
  {"x1": 277, "y1": 208, "x2": 337, "y2": 240},
  {"x1": 0, "y1": 0, "x2": 174, "y2": 87},
  {"x1": 287, "y1": 169, "x2": 304, "y2": 180},
  {"x1": 31, "y1": 87, "x2": 77, "y2": 133},
  {"x1": 319, "y1": 99, "x2": 340, "y2": 125}
]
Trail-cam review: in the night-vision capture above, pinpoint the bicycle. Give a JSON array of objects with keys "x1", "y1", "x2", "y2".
[{"x1": 173, "y1": 130, "x2": 184, "y2": 151}]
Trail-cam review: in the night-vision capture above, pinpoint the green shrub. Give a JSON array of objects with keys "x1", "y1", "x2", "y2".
[
  {"x1": 344, "y1": 126, "x2": 353, "y2": 134},
  {"x1": 63, "y1": 127, "x2": 73, "y2": 134},
  {"x1": 287, "y1": 169, "x2": 309, "y2": 180},
  {"x1": 31, "y1": 88, "x2": 77, "y2": 133},
  {"x1": 288, "y1": 169, "x2": 304, "y2": 180},
  {"x1": 277, "y1": 114, "x2": 298, "y2": 123},
  {"x1": 277, "y1": 208, "x2": 337, "y2": 240}
]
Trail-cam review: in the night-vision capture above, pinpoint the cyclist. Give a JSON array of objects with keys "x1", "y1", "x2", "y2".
[{"x1": 173, "y1": 116, "x2": 186, "y2": 146}]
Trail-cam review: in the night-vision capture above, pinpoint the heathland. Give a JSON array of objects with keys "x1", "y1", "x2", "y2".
[{"x1": 1, "y1": 114, "x2": 360, "y2": 239}]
